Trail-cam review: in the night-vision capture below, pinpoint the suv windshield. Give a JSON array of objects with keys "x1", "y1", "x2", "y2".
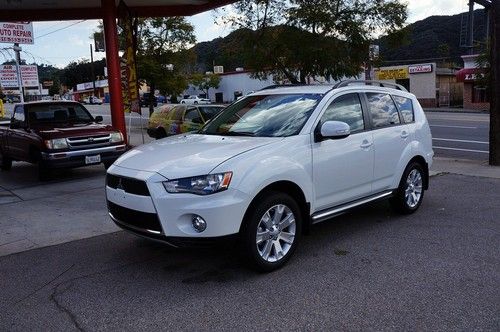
[
  {"x1": 28, "y1": 104, "x2": 94, "y2": 125},
  {"x1": 200, "y1": 93, "x2": 322, "y2": 137}
]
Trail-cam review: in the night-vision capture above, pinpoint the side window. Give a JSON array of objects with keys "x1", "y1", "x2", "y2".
[
  {"x1": 393, "y1": 95, "x2": 414, "y2": 123},
  {"x1": 184, "y1": 108, "x2": 203, "y2": 124},
  {"x1": 170, "y1": 107, "x2": 184, "y2": 121},
  {"x1": 13, "y1": 106, "x2": 25, "y2": 122},
  {"x1": 320, "y1": 93, "x2": 364, "y2": 133},
  {"x1": 366, "y1": 93, "x2": 401, "y2": 128}
]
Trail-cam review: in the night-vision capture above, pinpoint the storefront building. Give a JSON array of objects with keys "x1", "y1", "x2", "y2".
[
  {"x1": 374, "y1": 63, "x2": 460, "y2": 108},
  {"x1": 455, "y1": 54, "x2": 490, "y2": 111}
]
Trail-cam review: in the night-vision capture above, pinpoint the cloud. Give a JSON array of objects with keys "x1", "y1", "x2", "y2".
[{"x1": 407, "y1": 0, "x2": 467, "y2": 23}]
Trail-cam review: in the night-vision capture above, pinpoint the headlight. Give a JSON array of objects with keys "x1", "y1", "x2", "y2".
[
  {"x1": 163, "y1": 172, "x2": 232, "y2": 195},
  {"x1": 110, "y1": 132, "x2": 123, "y2": 143},
  {"x1": 44, "y1": 138, "x2": 68, "y2": 149}
]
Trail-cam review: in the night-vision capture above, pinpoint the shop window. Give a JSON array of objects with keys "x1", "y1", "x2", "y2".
[{"x1": 472, "y1": 84, "x2": 489, "y2": 103}]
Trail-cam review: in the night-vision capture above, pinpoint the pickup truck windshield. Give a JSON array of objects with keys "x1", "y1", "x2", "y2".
[
  {"x1": 200, "y1": 93, "x2": 322, "y2": 137},
  {"x1": 28, "y1": 104, "x2": 94, "y2": 125}
]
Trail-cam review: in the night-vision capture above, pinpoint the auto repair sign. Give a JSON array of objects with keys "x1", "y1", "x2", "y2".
[
  {"x1": 0, "y1": 22, "x2": 34, "y2": 45},
  {"x1": 20, "y1": 65, "x2": 39, "y2": 87}
]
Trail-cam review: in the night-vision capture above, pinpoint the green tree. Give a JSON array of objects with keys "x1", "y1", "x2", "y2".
[
  {"x1": 190, "y1": 73, "x2": 221, "y2": 99},
  {"x1": 136, "y1": 17, "x2": 196, "y2": 114},
  {"x1": 222, "y1": 0, "x2": 408, "y2": 83}
]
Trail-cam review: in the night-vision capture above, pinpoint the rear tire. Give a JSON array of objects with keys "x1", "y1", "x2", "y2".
[
  {"x1": 241, "y1": 191, "x2": 302, "y2": 272},
  {"x1": 0, "y1": 149, "x2": 12, "y2": 171},
  {"x1": 390, "y1": 162, "x2": 425, "y2": 214},
  {"x1": 155, "y1": 127, "x2": 167, "y2": 139}
]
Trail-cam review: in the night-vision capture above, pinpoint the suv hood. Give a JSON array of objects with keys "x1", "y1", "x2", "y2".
[{"x1": 114, "y1": 134, "x2": 279, "y2": 179}]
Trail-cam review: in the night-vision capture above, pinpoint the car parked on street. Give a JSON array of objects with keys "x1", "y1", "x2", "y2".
[
  {"x1": 0, "y1": 101, "x2": 126, "y2": 180},
  {"x1": 106, "y1": 81, "x2": 433, "y2": 271},
  {"x1": 180, "y1": 95, "x2": 211, "y2": 105},
  {"x1": 81, "y1": 96, "x2": 103, "y2": 105},
  {"x1": 147, "y1": 104, "x2": 225, "y2": 139}
]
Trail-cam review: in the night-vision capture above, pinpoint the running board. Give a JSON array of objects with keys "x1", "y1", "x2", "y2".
[{"x1": 311, "y1": 191, "x2": 393, "y2": 224}]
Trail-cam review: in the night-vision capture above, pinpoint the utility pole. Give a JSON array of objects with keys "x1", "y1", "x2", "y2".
[
  {"x1": 90, "y1": 44, "x2": 96, "y2": 98},
  {"x1": 489, "y1": 0, "x2": 499, "y2": 165},
  {"x1": 13, "y1": 43, "x2": 24, "y2": 103}
]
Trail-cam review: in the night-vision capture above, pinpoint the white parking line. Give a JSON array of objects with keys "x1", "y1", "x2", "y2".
[
  {"x1": 430, "y1": 125, "x2": 477, "y2": 129},
  {"x1": 432, "y1": 138, "x2": 489, "y2": 145},
  {"x1": 433, "y1": 146, "x2": 489, "y2": 154}
]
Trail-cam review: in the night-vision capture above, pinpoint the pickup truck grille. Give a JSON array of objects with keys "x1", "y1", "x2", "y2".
[
  {"x1": 106, "y1": 174, "x2": 150, "y2": 196},
  {"x1": 67, "y1": 134, "x2": 110, "y2": 149}
]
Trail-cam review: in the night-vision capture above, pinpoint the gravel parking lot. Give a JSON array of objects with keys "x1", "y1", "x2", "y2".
[{"x1": 0, "y1": 173, "x2": 498, "y2": 331}]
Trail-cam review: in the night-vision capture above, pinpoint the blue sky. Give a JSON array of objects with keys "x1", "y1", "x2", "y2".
[{"x1": 1, "y1": 1, "x2": 469, "y2": 69}]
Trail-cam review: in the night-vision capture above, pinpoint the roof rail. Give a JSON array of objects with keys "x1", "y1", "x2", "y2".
[
  {"x1": 333, "y1": 80, "x2": 408, "y2": 92},
  {"x1": 260, "y1": 84, "x2": 311, "y2": 90}
]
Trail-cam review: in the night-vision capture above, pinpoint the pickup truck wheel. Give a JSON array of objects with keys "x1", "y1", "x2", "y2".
[
  {"x1": 242, "y1": 192, "x2": 302, "y2": 272},
  {"x1": 0, "y1": 150, "x2": 12, "y2": 171},
  {"x1": 38, "y1": 163, "x2": 52, "y2": 181},
  {"x1": 390, "y1": 162, "x2": 425, "y2": 214}
]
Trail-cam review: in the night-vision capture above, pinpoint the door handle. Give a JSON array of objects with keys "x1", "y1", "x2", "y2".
[
  {"x1": 401, "y1": 131, "x2": 409, "y2": 139},
  {"x1": 360, "y1": 140, "x2": 373, "y2": 149}
]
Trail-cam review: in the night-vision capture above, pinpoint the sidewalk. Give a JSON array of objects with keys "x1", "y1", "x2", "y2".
[
  {"x1": 424, "y1": 107, "x2": 489, "y2": 114},
  {"x1": 430, "y1": 157, "x2": 500, "y2": 179}
]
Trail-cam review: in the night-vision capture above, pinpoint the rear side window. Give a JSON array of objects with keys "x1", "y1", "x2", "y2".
[
  {"x1": 393, "y1": 95, "x2": 414, "y2": 123},
  {"x1": 366, "y1": 93, "x2": 401, "y2": 128},
  {"x1": 13, "y1": 106, "x2": 25, "y2": 122},
  {"x1": 198, "y1": 106, "x2": 223, "y2": 121},
  {"x1": 184, "y1": 108, "x2": 203, "y2": 124},
  {"x1": 320, "y1": 93, "x2": 364, "y2": 133}
]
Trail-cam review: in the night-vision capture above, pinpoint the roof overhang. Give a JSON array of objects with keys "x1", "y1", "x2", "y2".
[{"x1": 0, "y1": 0, "x2": 236, "y2": 21}]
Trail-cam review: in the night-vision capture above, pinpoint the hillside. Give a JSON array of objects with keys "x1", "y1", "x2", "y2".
[{"x1": 193, "y1": 9, "x2": 488, "y2": 72}]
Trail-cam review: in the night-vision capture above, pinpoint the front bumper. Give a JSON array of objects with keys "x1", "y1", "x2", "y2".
[
  {"x1": 41, "y1": 144, "x2": 126, "y2": 168},
  {"x1": 105, "y1": 166, "x2": 250, "y2": 243}
]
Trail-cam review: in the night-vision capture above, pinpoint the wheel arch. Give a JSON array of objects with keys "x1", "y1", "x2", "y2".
[
  {"x1": 239, "y1": 180, "x2": 311, "y2": 235},
  {"x1": 407, "y1": 155, "x2": 429, "y2": 190}
]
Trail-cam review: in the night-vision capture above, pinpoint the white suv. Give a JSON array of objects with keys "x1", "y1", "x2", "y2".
[{"x1": 106, "y1": 81, "x2": 433, "y2": 271}]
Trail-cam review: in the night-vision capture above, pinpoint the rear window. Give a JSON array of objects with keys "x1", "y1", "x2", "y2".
[
  {"x1": 393, "y1": 95, "x2": 414, "y2": 123},
  {"x1": 366, "y1": 93, "x2": 401, "y2": 128},
  {"x1": 28, "y1": 104, "x2": 93, "y2": 124}
]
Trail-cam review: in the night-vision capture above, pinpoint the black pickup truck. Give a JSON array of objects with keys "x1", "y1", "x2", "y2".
[{"x1": 0, "y1": 101, "x2": 126, "y2": 179}]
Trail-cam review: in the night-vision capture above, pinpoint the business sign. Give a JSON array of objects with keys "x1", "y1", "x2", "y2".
[
  {"x1": 408, "y1": 64, "x2": 433, "y2": 74},
  {"x1": 374, "y1": 68, "x2": 409, "y2": 80},
  {"x1": 0, "y1": 65, "x2": 18, "y2": 88},
  {"x1": 0, "y1": 22, "x2": 34, "y2": 44},
  {"x1": 20, "y1": 65, "x2": 39, "y2": 87}
]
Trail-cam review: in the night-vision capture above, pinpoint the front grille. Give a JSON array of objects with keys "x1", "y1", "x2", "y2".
[
  {"x1": 106, "y1": 174, "x2": 150, "y2": 196},
  {"x1": 67, "y1": 134, "x2": 111, "y2": 149},
  {"x1": 108, "y1": 201, "x2": 163, "y2": 233}
]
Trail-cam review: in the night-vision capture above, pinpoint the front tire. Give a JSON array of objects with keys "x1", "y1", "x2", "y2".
[
  {"x1": 390, "y1": 162, "x2": 425, "y2": 214},
  {"x1": 0, "y1": 149, "x2": 12, "y2": 171},
  {"x1": 241, "y1": 192, "x2": 302, "y2": 272}
]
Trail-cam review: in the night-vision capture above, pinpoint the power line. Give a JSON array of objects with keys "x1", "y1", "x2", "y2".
[{"x1": 35, "y1": 20, "x2": 87, "y2": 40}]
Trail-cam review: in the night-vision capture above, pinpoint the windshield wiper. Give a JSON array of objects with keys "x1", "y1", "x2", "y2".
[{"x1": 219, "y1": 131, "x2": 256, "y2": 137}]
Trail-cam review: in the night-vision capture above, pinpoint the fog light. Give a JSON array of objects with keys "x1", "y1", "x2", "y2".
[{"x1": 192, "y1": 215, "x2": 207, "y2": 232}]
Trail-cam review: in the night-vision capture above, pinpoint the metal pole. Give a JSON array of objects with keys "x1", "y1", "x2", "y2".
[
  {"x1": 102, "y1": 0, "x2": 127, "y2": 145},
  {"x1": 13, "y1": 43, "x2": 24, "y2": 103},
  {"x1": 90, "y1": 44, "x2": 96, "y2": 98},
  {"x1": 468, "y1": 1, "x2": 475, "y2": 54}
]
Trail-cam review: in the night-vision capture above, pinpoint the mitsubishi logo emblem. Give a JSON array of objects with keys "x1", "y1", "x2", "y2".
[{"x1": 87, "y1": 137, "x2": 95, "y2": 142}]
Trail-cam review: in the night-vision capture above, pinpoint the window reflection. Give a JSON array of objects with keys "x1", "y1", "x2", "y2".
[{"x1": 321, "y1": 93, "x2": 364, "y2": 132}]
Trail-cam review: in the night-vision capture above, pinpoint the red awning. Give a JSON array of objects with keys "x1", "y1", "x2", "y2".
[{"x1": 456, "y1": 68, "x2": 485, "y2": 82}]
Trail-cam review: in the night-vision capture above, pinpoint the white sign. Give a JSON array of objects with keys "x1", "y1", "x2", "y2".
[
  {"x1": 0, "y1": 22, "x2": 34, "y2": 44},
  {"x1": 408, "y1": 64, "x2": 433, "y2": 74},
  {"x1": 0, "y1": 65, "x2": 19, "y2": 88},
  {"x1": 20, "y1": 65, "x2": 39, "y2": 87}
]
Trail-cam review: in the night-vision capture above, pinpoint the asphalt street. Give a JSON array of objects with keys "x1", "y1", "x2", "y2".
[{"x1": 0, "y1": 173, "x2": 499, "y2": 331}]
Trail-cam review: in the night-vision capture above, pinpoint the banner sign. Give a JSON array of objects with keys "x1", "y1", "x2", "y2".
[
  {"x1": 118, "y1": 2, "x2": 140, "y2": 114},
  {"x1": 0, "y1": 22, "x2": 34, "y2": 44},
  {"x1": 408, "y1": 64, "x2": 433, "y2": 74},
  {"x1": 374, "y1": 68, "x2": 409, "y2": 80},
  {"x1": 20, "y1": 65, "x2": 39, "y2": 87},
  {"x1": 0, "y1": 65, "x2": 18, "y2": 88}
]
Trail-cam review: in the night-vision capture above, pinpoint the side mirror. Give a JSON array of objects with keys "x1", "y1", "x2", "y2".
[
  {"x1": 316, "y1": 121, "x2": 350, "y2": 141},
  {"x1": 94, "y1": 116, "x2": 103, "y2": 123}
]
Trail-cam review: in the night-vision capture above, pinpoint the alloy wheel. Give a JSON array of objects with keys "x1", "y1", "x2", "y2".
[{"x1": 405, "y1": 169, "x2": 423, "y2": 208}]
